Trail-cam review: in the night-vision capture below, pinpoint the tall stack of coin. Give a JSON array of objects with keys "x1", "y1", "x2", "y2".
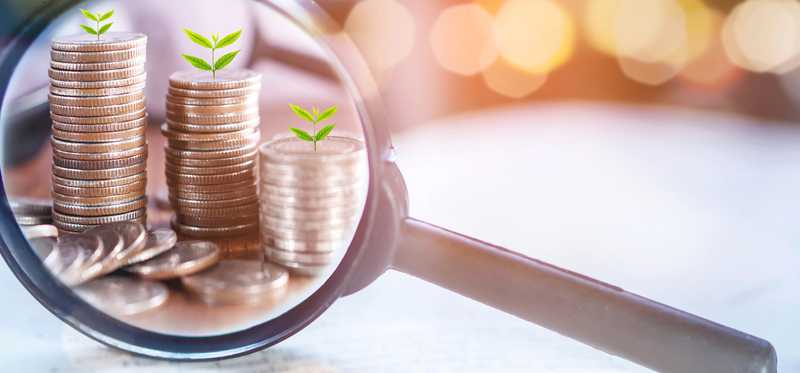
[
  {"x1": 163, "y1": 70, "x2": 261, "y2": 238},
  {"x1": 48, "y1": 33, "x2": 148, "y2": 233},
  {"x1": 259, "y1": 136, "x2": 367, "y2": 275}
]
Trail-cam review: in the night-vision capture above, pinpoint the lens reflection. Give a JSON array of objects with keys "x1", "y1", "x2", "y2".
[{"x1": 2, "y1": 0, "x2": 368, "y2": 336}]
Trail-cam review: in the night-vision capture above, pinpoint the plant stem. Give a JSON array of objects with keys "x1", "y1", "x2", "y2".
[
  {"x1": 211, "y1": 48, "x2": 216, "y2": 80},
  {"x1": 312, "y1": 121, "x2": 317, "y2": 152},
  {"x1": 96, "y1": 20, "x2": 100, "y2": 40}
]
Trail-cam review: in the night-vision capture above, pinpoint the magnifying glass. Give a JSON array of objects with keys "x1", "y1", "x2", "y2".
[{"x1": 0, "y1": 1, "x2": 777, "y2": 372}]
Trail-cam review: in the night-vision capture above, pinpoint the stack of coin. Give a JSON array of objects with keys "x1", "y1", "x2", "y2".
[
  {"x1": 163, "y1": 70, "x2": 261, "y2": 238},
  {"x1": 11, "y1": 198, "x2": 53, "y2": 226},
  {"x1": 258, "y1": 136, "x2": 367, "y2": 275},
  {"x1": 48, "y1": 32, "x2": 148, "y2": 233}
]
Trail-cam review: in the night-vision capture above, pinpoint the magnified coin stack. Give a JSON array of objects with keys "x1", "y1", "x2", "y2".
[
  {"x1": 163, "y1": 70, "x2": 262, "y2": 239},
  {"x1": 259, "y1": 136, "x2": 367, "y2": 275},
  {"x1": 48, "y1": 32, "x2": 148, "y2": 233}
]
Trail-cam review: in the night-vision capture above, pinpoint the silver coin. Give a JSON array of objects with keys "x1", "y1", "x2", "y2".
[
  {"x1": 259, "y1": 136, "x2": 365, "y2": 164},
  {"x1": 260, "y1": 213, "x2": 357, "y2": 231},
  {"x1": 260, "y1": 203, "x2": 361, "y2": 221},
  {"x1": 261, "y1": 225, "x2": 354, "y2": 241},
  {"x1": 43, "y1": 237, "x2": 90, "y2": 285},
  {"x1": 9, "y1": 197, "x2": 52, "y2": 216},
  {"x1": 76, "y1": 276, "x2": 168, "y2": 316},
  {"x1": 169, "y1": 69, "x2": 262, "y2": 90},
  {"x1": 263, "y1": 245, "x2": 337, "y2": 265},
  {"x1": 126, "y1": 240, "x2": 219, "y2": 280},
  {"x1": 22, "y1": 224, "x2": 59, "y2": 239},
  {"x1": 50, "y1": 32, "x2": 147, "y2": 52},
  {"x1": 262, "y1": 235, "x2": 346, "y2": 253},
  {"x1": 125, "y1": 229, "x2": 178, "y2": 265},
  {"x1": 16, "y1": 215, "x2": 53, "y2": 226},
  {"x1": 181, "y1": 260, "x2": 288, "y2": 305},
  {"x1": 267, "y1": 258, "x2": 328, "y2": 277}
]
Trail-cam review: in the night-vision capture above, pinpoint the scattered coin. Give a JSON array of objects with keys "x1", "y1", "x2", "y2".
[
  {"x1": 75, "y1": 276, "x2": 168, "y2": 316},
  {"x1": 125, "y1": 229, "x2": 178, "y2": 265},
  {"x1": 126, "y1": 240, "x2": 220, "y2": 280},
  {"x1": 22, "y1": 224, "x2": 59, "y2": 239},
  {"x1": 181, "y1": 260, "x2": 288, "y2": 305}
]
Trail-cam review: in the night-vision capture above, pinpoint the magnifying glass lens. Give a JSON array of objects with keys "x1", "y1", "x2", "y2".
[{"x1": 2, "y1": 0, "x2": 369, "y2": 339}]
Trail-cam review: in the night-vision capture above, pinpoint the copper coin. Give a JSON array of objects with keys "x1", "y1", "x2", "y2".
[
  {"x1": 53, "y1": 197, "x2": 146, "y2": 217},
  {"x1": 51, "y1": 136, "x2": 145, "y2": 153},
  {"x1": 177, "y1": 203, "x2": 258, "y2": 218},
  {"x1": 50, "y1": 57, "x2": 146, "y2": 71},
  {"x1": 170, "y1": 218, "x2": 257, "y2": 238},
  {"x1": 165, "y1": 150, "x2": 256, "y2": 167},
  {"x1": 166, "y1": 131, "x2": 259, "y2": 151},
  {"x1": 50, "y1": 32, "x2": 147, "y2": 52},
  {"x1": 50, "y1": 107, "x2": 145, "y2": 124},
  {"x1": 169, "y1": 69, "x2": 262, "y2": 90},
  {"x1": 10, "y1": 197, "x2": 52, "y2": 216},
  {"x1": 52, "y1": 145, "x2": 147, "y2": 161},
  {"x1": 126, "y1": 240, "x2": 219, "y2": 280},
  {"x1": 160, "y1": 124, "x2": 256, "y2": 142},
  {"x1": 164, "y1": 143, "x2": 257, "y2": 160},
  {"x1": 52, "y1": 162, "x2": 145, "y2": 180},
  {"x1": 50, "y1": 46, "x2": 146, "y2": 63},
  {"x1": 165, "y1": 160, "x2": 254, "y2": 175},
  {"x1": 55, "y1": 216, "x2": 146, "y2": 234},
  {"x1": 175, "y1": 213, "x2": 258, "y2": 228},
  {"x1": 57, "y1": 233, "x2": 107, "y2": 284},
  {"x1": 165, "y1": 178, "x2": 254, "y2": 193},
  {"x1": 44, "y1": 236, "x2": 90, "y2": 285},
  {"x1": 48, "y1": 65, "x2": 145, "y2": 82},
  {"x1": 181, "y1": 260, "x2": 288, "y2": 305},
  {"x1": 52, "y1": 191, "x2": 143, "y2": 206},
  {"x1": 53, "y1": 116, "x2": 148, "y2": 133},
  {"x1": 168, "y1": 184, "x2": 257, "y2": 201},
  {"x1": 165, "y1": 101, "x2": 255, "y2": 115},
  {"x1": 53, "y1": 208, "x2": 146, "y2": 226},
  {"x1": 125, "y1": 228, "x2": 178, "y2": 265},
  {"x1": 48, "y1": 91, "x2": 144, "y2": 106},
  {"x1": 52, "y1": 171, "x2": 146, "y2": 188},
  {"x1": 169, "y1": 195, "x2": 257, "y2": 209},
  {"x1": 53, "y1": 153, "x2": 147, "y2": 170},
  {"x1": 52, "y1": 126, "x2": 146, "y2": 143},
  {"x1": 85, "y1": 221, "x2": 146, "y2": 272},
  {"x1": 52, "y1": 181, "x2": 146, "y2": 198},
  {"x1": 166, "y1": 168, "x2": 255, "y2": 185},
  {"x1": 168, "y1": 85, "x2": 260, "y2": 98},
  {"x1": 75, "y1": 276, "x2": 168, "y2": 316},
  {"x1": 50, "y1": 99, "x2": 145, "y2": 118},
  {"x1": 166, "y1": 110, "x2": 259, "y2": 125},
  {"x1": 49, "y1": 82, "x2": 146, "y2": 97},
  {"x1": 49, "y1": 73, "x2": 146, "y2": 89},
  {"x1": 166, "y1": 94, "x2": 257, "y2": 106},
  {"x1": 165, "y1": 118, "x2": 259, "y2": 134},
  {"x1": 30, "y1": 236, "x2": 57, "y2": 259}
]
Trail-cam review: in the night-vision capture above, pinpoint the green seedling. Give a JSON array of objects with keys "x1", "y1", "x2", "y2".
[
  {"x1": 182, "y1": 28, "x2": 241, "y2": 80},
  {"x1": 80, "y1": 8, "x2": 114, "y2": 40},
  {"x1": 289, "y1": 104, "x2": 337, "y2": 152}
]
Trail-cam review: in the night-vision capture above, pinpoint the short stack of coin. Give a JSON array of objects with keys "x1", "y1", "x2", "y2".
[
  {"x1": 259, "y1": 136, "x2": 367, "y2": 275},
  {"x1": 163, "y1": 70, "x2": 262, "y2": 239},
  {"x1": 48, "y1": 32, "x2": 148, "y2": 233}
]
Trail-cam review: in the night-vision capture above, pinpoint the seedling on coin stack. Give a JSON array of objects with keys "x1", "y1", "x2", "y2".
[
  {"x1": 288, "y1": 104, "x2": 337, "y2": 152},
  {"x1": 80, "y1": 8, "x2": 114, "y2": 41},
  {"x1": 181, "y1": 28, "x2": 241, "y2": 80}
]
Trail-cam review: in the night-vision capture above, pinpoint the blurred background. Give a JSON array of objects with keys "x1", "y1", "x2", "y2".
[{"x1": 0, "y1": 0, "x2": 799, "y2": 372}]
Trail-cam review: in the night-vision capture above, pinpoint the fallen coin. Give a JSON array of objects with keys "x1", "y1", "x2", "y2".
[
  {"x1": 125, "y1": 228, "x2": 178, "y2": 265},
  {"x1": 75, "y1": 276, "x2": 168, "y2": 316},
  {"x1": 126, "y1": 240, "x2": 219, "y2": 280}
]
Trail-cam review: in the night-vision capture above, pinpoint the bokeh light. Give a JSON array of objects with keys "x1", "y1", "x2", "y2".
[
  {"x1": 430, "y1": 4, "x2": 497, "y2": 76},
  {"x1": 344, "y1": 0, "x2": 416, "y2": 73},
  {"x1": 614, "y1": 0, "x2": 687, "y2": 64},
  {"x1": 482, "y1": 58, "x2": 548, "y2": 98},
  {"x1": 584, "y1": 0, "x2": 621, "y2": 56},
  {"x1": 493, "y1": 0, "x2": 576, "y2": 74},
  {"x1": 680, "y1": 8, "x2": 741, "y2": 87},
  {"x1": 618, "y1": 57, "x2": 681, "y2": 86},
  {"x1": 723, "y1": 0, "x2": 800, "y2": 73}
]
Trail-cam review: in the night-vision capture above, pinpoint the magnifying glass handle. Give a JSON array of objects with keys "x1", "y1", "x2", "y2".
[{"x1": 392, "y1": 218, "x2": 777, "y2": 373}]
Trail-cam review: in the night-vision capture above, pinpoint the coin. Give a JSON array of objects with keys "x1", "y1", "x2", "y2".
[
  {"x1": 166, "y1": 168, "x2": 255, "y2": 185},
  {"x1": 23, "y1": 224, "x2": 59, "y2": 239},
  {"x1": 83, "y1": 222, "x2": 143, "y2": 275},
  {"x1": 53, "y1": 145, "x2": 147, "y2": 161},
  {"x1": 166, "y1": 179, "x2": 255, "y2": 193},
  {"x1": 181, "y1": 260, "x2": 287, "y2": 305},
  {"x1": 16, "y1": 215, "x2": 53, "y2": 226},
  {"x1": 56, "y1": 233, "x2": 106, "y2": 285},
  {"x1": 177, "y1": 203, "x2": 258, "y2": 218},
  {"x1": 263, "y1": 236, "x2": 344, "y2": 253},
  {"x1": 261, "y1": 190, "x2": 362, "y2": 209},
  {"x1": 52, "y1": 180, "x2": 146, "y2": 197},
  {"x1": 49, "y1": 73, "x2": 146, "y2": 89},
  {"x1": 53, "y1": 208, "x2": 146, "y2": 226},
  {"x1": 165, "y1": 160, "x2": 254, "y2": 175},
  {"x1": 50, "y1": 32, "x2": 147, "y2": 52},
  {"x1": 43, "y1": 236, "x2": 90, "y2": 285},
  {"x1": 267, "y1": 258, "x2": 327, "y2": 277},
  {"x1": 260, "y1": 173, "x2": 363, "y2": 189},
  {"x1": 175, "y1": 213, "x2": 258, "y2": 228},
  {"x1": 166, "y1": 101, "x2": 254, "y2": 115},
  {"x1": 166, "y1": 110, "x2": 259, "y2": 126},
  {"x1": 49, "y1": 82, "x2": 146, "y2": 97},
  {"x1": 9, "y1": 197, "x2": 52, "y2": 216},
  {"x1": 52, "y1": 162, "x2": 146, "y2": 180},
  {"x1": 168, "y1": 85, "x2": 260, "y2": 98},
  {"x1": 164, "y1": 143, "x2": 257, "y2": 160},
  {"x1": 76, "y1": 276, "x2": 168, "y2": 316},
  {"x1": 51, "y1": 136, "x2": 145, "y2": 153},
  {"x1": 125, "y1": 228, "x2": 178, "y2": 265},
  {"x1": 259, "y1": 136, "x2": 365, "y2": 164},
  {"x1": 262, "y1": 225, "x2": 354, "y2": 241},
  {"x1": 260, "y1": 214, "x2": 356, "y2": 231},
  {"x1": 169, "y1": 69, "x2": 262, "y2": 90},
  {"x1": 53, "y1": 153, "x2": 147, "y2": 170},
  {"x1": 165, "y1": 118, "x2": 260, "y2": 134},
  {"x1": 50, "y1": 107, "x2": 145, "y2": 124},
  {"x1": 53, "y1": 197, "x2": 146, "y2": 217},
  {"x1": 166, "y1": 131, "x2": 259, "y2": 151},
  {"x1": 169, "y1": 184, "x2": 257, "y2": 201},
  {"x1": 53, "y1": 116, "x2": 148, "y2": 133},
  {"x1": 50, "y1": 57, "x2": 146, "y2": 71},
  {"x1": 50, "y1": 99, "x2": 146, "y2": 118},
  {"x1": 170, "y1": 195, "x2": 257, "y2": 209},
  {"x1": 264, "y1": 245, "x2": 337, "y2": 265},
  {"x1": 167, "y1": 94, "x2": 257, "y2": 106},
  {"x1": 171, "y1": 218, "x2": 257, "y2": 238},
  {"x1": 126, "y1": 240, "x2": 219, "y2": 280},
  {"x1": 54, "y1": 216, "x2": 147, "y2": 234},
  {"x1": 48, "y1": 91, "x2": 144, "y2": 107},
  {"x1": 50, "y1": 46, "x2": 146, "y2": 63},
  {"x1": 161, "y1": 124, "x2": 256, "y2": 142},
  {"x1": 260, "y1": 203, "x2": 360, "y2": 221},
  {"x1": 52, "y1": 191, "x2": 143, "y2": 206},
  {"x1": 53, "y1": 172, "x2": 145, "y2": 188},
  {"x1": 48, "y1": 65, "x2": 145, "y2": 82},
  {"x1": 165, "y1": 150, "x2": 256, "y2": 167}
]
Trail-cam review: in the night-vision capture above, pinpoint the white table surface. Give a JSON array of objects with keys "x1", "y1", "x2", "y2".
[{"x1": 1, "y1": 103, "x2": 798, "y2": 372}]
